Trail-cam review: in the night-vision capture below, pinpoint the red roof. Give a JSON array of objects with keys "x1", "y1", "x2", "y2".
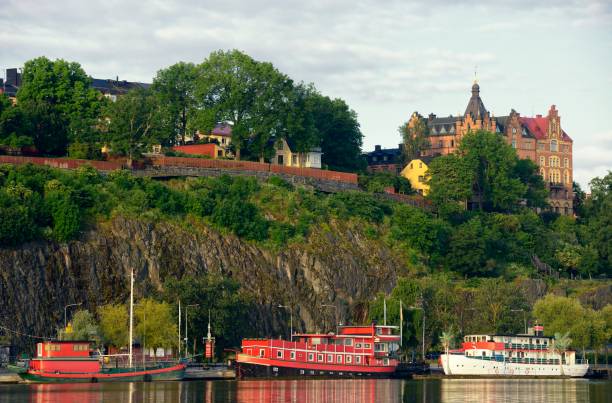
[{"x1": 519, "y1": 116, "x2": 572, "y2": 142}]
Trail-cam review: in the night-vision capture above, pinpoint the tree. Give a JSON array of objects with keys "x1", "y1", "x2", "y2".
[
  {"x1": 533, "y1": 294, "x2": 589, "y2": 351},
  {"x1": 164, "y1": 274, "x2": 253, "y2": 353},
  {"x1": 399, "y1": 116, "x2": 430, "y2": 163},
  {"x1": 104, "y1": 88, "x2": 170, "y2": 160},
  {"x1": 426, "y1": 154, "x2": 473, "y2": 216},
  {"x1": 309, "y1": 92, "x2": 365, "y2": 171},
  {"x1": 152, "y1": 62, "x2": 198, "y2": 145},
  {"x1": 99, "y1": 304, "x2": 129, "y2": 348},
  {"x1": 65, "y1": 310, "x2": 99, "y2": 343},
  {"x1": 17, "y1": 56, "x2": 103, "y2": 154},
  {"x1": 581, "y1": 172, "x2": 612, "y2": 276},
  {"x1": 194, "y1": 50, "x2": 295, "y2": 160},
  {"x1": 135, "y1": 298, "x2": 178, "y2": 350},
  {"x1": 513, "y1": 158, "x2": 548, "y2": 208}
]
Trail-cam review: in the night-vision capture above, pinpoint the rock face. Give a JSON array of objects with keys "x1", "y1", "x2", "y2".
[{"x1": 0, "y1": 217, "x2": 405, "y2": 349}]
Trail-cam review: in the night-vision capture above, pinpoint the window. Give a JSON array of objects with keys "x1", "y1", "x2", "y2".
[
  {"x1": 259, "y1": 349, "x2": 265, "y2": 358},
  {"x1": 564, "y1": 158, "x2": 569, "y2": 168},
  {"x1": 344, "y1": 338, "x2": 353, "y2": 346},
  {"x1": 550, "y1": 140, "x2": 558, "y2": 152},
  {"x1": 537, "y1": 142, "x2": 545, "y2": 151},
  {"x1": 539, "y1": 156, "x2": 545, "y2": 167},
  {"x1": 372, "y1": 156, "x2": 377, "y2": 162},
  {"x1": 73, "y1": 344, "x2": 89, "y2": 352},
  {"x1": 438, "y1": 141, "x2": 443, "y2": 148},
  {"x1": 290, "y1": 351, "x2": 296, "y2": 360},
  {"x1": 277, "y1": 350, "x2": 283, "y2": 359},
  {"x1": 565, "y1": 171, "x2": 570, "y2": 184},
  {"x1": 328, "y1": 354, "x2": 333, "y2": 362},
  {"x1": 337, "y1": 355, "x2": 343, "y2": 363},
  {"x1": 277, "y1": 142, "x2": 283, "y2": 150},
  {"x1": 364, "y1": 344, "x2": 371, "y2": 349},
  {"x1": 346, "y1": 355, "x2": 352, "y2": 364},
  {"x1": 383, "y1": 358, "x2": 389, "y2": 366},
  {"x1": 291, "y1": 155, "x2": 297, "y2": 165},
  {"x1": 308, "y1": 353, "x2": 314, "y2": 361},
  {"x1": 356, "y1": 356, "x2": 361, "y2": 364},
  {"x1": 355, "y1": 343, "x2": 362, "y2": 349},
  {"x1": 419, "y1": 162, "x2": 422, "y2": 168},
  {"x1": 317, "y1": 354, "x2": 323, "y2": 362},
  {"x1": 45, "y1": 344, "x2": 60, "y2": 352},
  {"x1": 512, "y1": 140, "x2": 516, "y2": 148},
  {"x1": 383, "y1": 155, "x2": 388, "y2": 161},
  {"x1": 217, "y1": 150, "x2": 223, "y2": 157},
  {"x1": 512, "y1": 127, "x2": 517, "y2": 134}
]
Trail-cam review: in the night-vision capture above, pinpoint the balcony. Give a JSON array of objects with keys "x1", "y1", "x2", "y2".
[{"x1": 548, "y1": 182, "x2": 565, "y2": 189}]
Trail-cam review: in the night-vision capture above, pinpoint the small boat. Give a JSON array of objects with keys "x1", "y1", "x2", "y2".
[
  {"x1": 8, "y1": 269, "x2": 186, "y2": 383},
  {"x1": 440, "y1": 325, "x2": 589, "y2": 377},
  {"x1": 7, "y1": 340, "x2": 185, "y2": 383},
  {"x1": 235, "y1": 323, "x2": 401, "y2": 378}
]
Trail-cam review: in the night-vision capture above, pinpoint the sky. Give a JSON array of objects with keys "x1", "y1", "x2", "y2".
[{"x1": 1, "y1": 0, "x2": 610, "y2": 189}]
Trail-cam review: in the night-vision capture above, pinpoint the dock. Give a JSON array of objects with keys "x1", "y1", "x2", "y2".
[
  {"x1": 184, "y1": 364, "x2": 236, "y2": 380},
  {"x1": 0, "y1": 368, "x2": 21, "y2": 383}
]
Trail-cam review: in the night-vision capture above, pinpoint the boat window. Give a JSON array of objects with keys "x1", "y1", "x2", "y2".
[
  {"x1": 44, "y1": 344, "x2": 60, "y2": 352},
  {"x1": 277, "y1": 350, "x2": 283, "y2": 359},
  {"x1": 355, "y1": 343, "x2": 362, "y2": 349},
  {"x1": 383, "y1": 358, "x2": 389, "y2": 366},
  {"x1": 259, "y1": 349, "x2": 265, "y2": 358},
  {"x1": 346, "y1": 355, "x2": 352, "y2": 364},
  {"x1": 290, "y1": 351, "x2": 296, "y2": 360},
  {"x1": 317, "y1": 354, "x2": 323, "y2": 362},
  {"x1": 344, "y1": 339, "x2": 353, "y2": 346},
  {"x1": 364, "y1": 343, "x2": 371, "y2": 349},
  {"x1": 337, "y1": 355, "x2": 343, "y2": 363},
  {"x1": 73, "y1": 344, "x2": 88, "y2": 351},
  {"x1": 328, "y1": 354, "x2": 333, "y2": 362},
  {"x1": 356, "y1": 356, "x2": 362, "y2": 364},
  {"x1": 308, "y1": 353, "x2": 314, "y2": 361}
]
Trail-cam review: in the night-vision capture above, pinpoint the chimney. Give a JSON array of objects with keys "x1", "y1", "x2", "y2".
[
  {"x1": 428, "y1": 113, "x2": 436, "y2": 121},
  {"x1": 374, "y1": 145, "x2": 381, "y2": 151},
  {"x1": 6, "y1": 68, "x2": 19, "y2": 86},
  {"x1": 536, "y1": 114, "x2": 542, "y2": 118}
]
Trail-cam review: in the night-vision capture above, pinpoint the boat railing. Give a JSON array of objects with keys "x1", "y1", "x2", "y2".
[{"x1": 575, "y1": 359, "x2": 589, "y2": 365}]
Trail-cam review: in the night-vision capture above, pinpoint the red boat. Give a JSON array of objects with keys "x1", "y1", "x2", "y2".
[
  {"x1": 8, "y1": 340, "x2": 185, "y2": 383},
  {"x1": 236, "y1": 324, "x2": 400, "y2": 378}
]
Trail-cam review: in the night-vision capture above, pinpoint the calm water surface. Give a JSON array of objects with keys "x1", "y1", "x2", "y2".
[{"x1": 0, "y1": 378, "x2": 610, "y2": 403}]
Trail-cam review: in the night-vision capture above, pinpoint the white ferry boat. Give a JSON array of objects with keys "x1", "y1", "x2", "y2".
[{"x1": 440, "y1": 326, "x2": 588, "y2": 377}]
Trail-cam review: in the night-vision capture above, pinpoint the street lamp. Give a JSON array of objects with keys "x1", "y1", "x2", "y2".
[
  {"x1": 185, "y1": 304, "x2": 199, "y2": 358},
  {"x1": 321, "y1": 304, "x2": 338, "y2": 335},
  {"x1": 511, "y1": 309, "x2": 528, "y2": 334},
  {"x1": 64, "y1": 303, "x2": 82, "y2": 330},
  {"x1": 277, "y1": 305, "x2": 293, "y2": 341}
]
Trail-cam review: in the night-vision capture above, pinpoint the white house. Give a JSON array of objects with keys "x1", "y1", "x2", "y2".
[{"x1": 272, "y1": 138, "x2": 322, "y2": 169}]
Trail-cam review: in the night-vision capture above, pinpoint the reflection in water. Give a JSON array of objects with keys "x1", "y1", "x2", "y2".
[{"x1": 0, "y1": 378, "x2": 608, "y2": 403}]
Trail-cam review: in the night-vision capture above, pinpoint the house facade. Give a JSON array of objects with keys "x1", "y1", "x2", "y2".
[
  {"x1": 272, "y1": 138, "x2": 322, "y2": 169},
  {"x1": 400, "y1": 157, "x2": 434, "y2": 196},
  {"x1": 406, "y1": 83, "x2": 574, "y2": 215},
  {"x1": 364, "y1": 144, "x2": 404, "y2": 174}
]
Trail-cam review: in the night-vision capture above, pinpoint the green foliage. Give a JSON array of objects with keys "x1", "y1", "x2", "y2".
[
  {"x1": 99, "y1": 304, "x2": 129, "y2": 348},
  {"x1": 135, "y1": 298, "x2": 178, "y2": 349},
  {"x1": 327, "y1": 191, "x2": 391, "y2": 223},
  {"x1": 267, "y1": 176, "x2": 294, "y2": 191},
  {"x1": 44, "y1": 186, "x2": 81, "y2": 242},
  {"x1": 164, "y1": 274, "x2": 254, "y2": 353},
  {"x1": 399, "y1": 117, "x2": 430, "y2": 163},
  {"x1": 104, "y1": 88, "x2": 171, "y2": 159},
  {"x1": 359, "y1": 172, "x2": 412, "y2": 194},
  {"x1": 65, "y1": 310, "x2": 99, "y2": 343}
]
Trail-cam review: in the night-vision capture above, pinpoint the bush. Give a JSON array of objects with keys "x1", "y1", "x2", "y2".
[
  {"x1": 267, "y1": 175, "x2": 294, "y2": 191},
  {"x1": 45, "y1": 190, "x2": 81, "y2": 241},
  {"x1": 211, "y1": 197, "x2": 269, "y2": 241},
  {"x1": 328, "y1": 191, "x2": 391, "y2": 223}
]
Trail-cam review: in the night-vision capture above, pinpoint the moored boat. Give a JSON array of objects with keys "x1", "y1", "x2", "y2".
[
  {"x1": 7, "y1": 340, "x2": 185, "y2": 383},
  {"x1": 440, "y1": 325, "x2": 588, "y2": 377},
  {"x1": 235, "y1": 323, "x2": 401, "y2": 378}
]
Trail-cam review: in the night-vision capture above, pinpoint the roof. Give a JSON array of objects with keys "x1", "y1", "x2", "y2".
[
  {"x1": 464, "y1": 82, "x2": 488, "y2": 119},
  {"x1": 270, "y1": 137, "x2": 322, "y2": 153},
  {"x1": 90, "y1": 78, "x2": 151, "y2": 95},
  {"x1": 211, "y1": 123, "x2": 232, "y2": 137},
  {"x1": 519, "y1": 116, "x2": 572, "y2": 142}
]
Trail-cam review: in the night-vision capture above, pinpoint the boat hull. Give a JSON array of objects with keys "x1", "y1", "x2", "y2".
[
  {"x1": 11, "y1": 363, "x2": 186, "y2": 383},
  {"x1": 440, "y1": 354, "x2": 588, "y2": 378},
  {"x1": 236, "y1": 356, "x2": 397, "y2": 379}
]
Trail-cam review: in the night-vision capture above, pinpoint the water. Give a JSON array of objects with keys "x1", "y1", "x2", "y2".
[{"x1": 0, "y1": 379, "x2": 610, "y2": 403}]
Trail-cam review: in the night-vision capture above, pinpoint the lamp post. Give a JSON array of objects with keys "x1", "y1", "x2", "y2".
[
  {"x1": 277, "y1": 305, "x2": 293, "y2": 341},
  {"x1": 185, "y1": 304, "x2": 199, "y2": 358},
  {"x1": 64, "y1": 303, "x2": 82, "y2": 330},
  {"x1": 511, "y1": 309, "x2": 527, "y2": 334},
  {"x1": 321, "y1": 304, "x2": 338, "y2": 335}
]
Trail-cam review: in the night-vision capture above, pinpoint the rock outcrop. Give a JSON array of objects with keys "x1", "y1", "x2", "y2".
[{"x1": 0, "y1": 216, "x2": 406, "y2": 348}]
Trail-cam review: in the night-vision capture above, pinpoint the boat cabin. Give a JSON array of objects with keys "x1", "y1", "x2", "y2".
[
  {"x1": 240, "y1": 324, "x2": 400, "y2": 369},
  {"x1": 31, "y1": 341, "x2": 99, "y2": 373}
]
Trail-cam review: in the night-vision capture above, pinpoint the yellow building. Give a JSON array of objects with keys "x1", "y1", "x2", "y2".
[{"x1": 401, "y1": 157, "x2": 433, "y2": 195}]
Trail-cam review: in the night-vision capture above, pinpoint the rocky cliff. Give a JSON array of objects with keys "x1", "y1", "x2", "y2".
[{"x1": 0, "y1": 216, "x2": 406, "y2": 348}]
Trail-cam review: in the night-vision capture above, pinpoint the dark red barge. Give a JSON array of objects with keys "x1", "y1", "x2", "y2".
[{"x1": 236, "y1": 324, "x2": 400, "y2": 378}]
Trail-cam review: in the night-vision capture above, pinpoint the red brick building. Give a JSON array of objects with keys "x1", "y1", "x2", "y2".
[{"x1": 406, "y1": 83, "x2": 574, "y2": 214}]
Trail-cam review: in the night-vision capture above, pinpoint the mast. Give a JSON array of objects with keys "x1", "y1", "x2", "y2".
[
  {"x1": 129, "y1": 268, "x2": 134, "y2": 368},
  {"x1": 178, "y1": 300, "x2": 181, "y2": 358},
  {"x1": 383, "y1": 298, "x2": 387, "y2": 326},
  {"x1": 400, "y1": 299, "x2": 403, "y2": 347}
]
